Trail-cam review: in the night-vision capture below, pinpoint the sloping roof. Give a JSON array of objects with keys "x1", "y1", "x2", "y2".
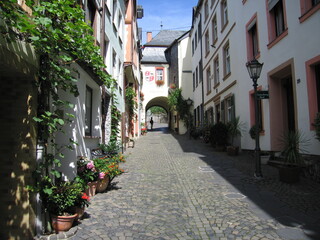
[
  {"x1": 144, "y1": 30, "x2": 187, "y2": 47},
  {"x1": 141, "y1": 30, "x2": 188, "y2": 63},
  {"x1": 141, "y1": 47, "x2": 167, "y2": 63}
]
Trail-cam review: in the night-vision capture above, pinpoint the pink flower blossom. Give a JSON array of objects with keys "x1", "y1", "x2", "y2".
[
  {"x1": 99, "y1": 172, "x2": 106, "y2": 179},
  {"x1": 86, "y1": 161, "x2": 94, "y2": 169}
]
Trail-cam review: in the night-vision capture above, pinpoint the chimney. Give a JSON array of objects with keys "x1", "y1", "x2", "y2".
[{"x1": 147, "y1": 32, "x2": 152, "y2": 43}]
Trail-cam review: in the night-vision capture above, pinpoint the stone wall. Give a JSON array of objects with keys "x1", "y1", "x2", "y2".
[{"x1": 0, "y1": 42, "x2": 38, "y2": 239}]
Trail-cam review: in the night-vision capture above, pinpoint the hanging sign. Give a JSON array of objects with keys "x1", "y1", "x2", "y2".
[{"x1": 257, "y1": 90, "x2": 269, "y2": 99}]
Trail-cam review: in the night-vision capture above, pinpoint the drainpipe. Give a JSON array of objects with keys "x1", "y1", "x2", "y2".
[
  {"x1": 199, "y1": 12, "x2": 204, "y2": 127},
  {"x1": 35, "y1": 141, "x2": 44, "y2": 236},
  {"x1": 101, "y1": 1, "x2": 106, "y2": 143}
]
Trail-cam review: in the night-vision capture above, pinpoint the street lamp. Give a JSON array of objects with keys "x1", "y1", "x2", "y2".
[
  {"x1": 186, "y1": 98, "x2": 193, "y2": 139},
  {"x1": 246, "y1": 59, "x2": 264, "y2": 178}
]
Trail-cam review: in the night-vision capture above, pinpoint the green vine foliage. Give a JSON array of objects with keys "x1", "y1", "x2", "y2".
[
  {"x1": 125, "y1": 86, "x2": 137, "y2": 121},
  {"x1": 1, "y1": 1, "x2": 114, "y2": 201},
  {"x1": 168, "y1": 88, "x2": 191, "y2": 128}
]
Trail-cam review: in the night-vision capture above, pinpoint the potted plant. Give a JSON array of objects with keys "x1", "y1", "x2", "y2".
[
  {"x1": 278, "y1": 130, "x2": 309, "y2": 184},
  {"x1": 93, "y1": 157, "x2": 111, "y2": 193},
  {"x1": 41, "y1": 179, "x2": 83, "y2": 232},
  {"x1": 98, "y1": 141, "x2": 121, "y2": 157},
  {"x1": 77, "y1": 157, "x2": 99, "y2": 196},
  {"x1": 169, "y1": 83, "x2": 176, "y2": 89},
  {"x1": 226, "y1": 116, "x2": 243, "y2": 156},
  {"x1": 210, "y1": 122, "x2": 228, "y2": 151},
  {"x1": 249, "y1": 124, "x2": 261, "y2": 140},
  {"x1": 140, "y1": 92, "x2": 144, "y2": 101},
  {"x1": 73, "y1": 192, "x2": 90, "y2": 220}
]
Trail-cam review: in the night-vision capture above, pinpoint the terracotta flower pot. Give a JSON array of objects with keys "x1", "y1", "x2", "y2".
[
  {"x1": 96, "y1": 175, "x2": 110, "y2": 193},
  {"x1": 85, "y1": 181, "x2": 98, "y2": 197},
  {"x1": 51, "y1": 213, "x2": 77, "y2": 233}
]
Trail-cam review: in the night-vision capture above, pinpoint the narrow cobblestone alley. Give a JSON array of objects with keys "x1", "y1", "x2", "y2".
[{"x1": 75, "y1": 124, "x2": 320, "y2": 240}]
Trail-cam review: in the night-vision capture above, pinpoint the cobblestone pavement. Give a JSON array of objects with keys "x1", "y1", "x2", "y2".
[{"x1": 75, "y1": 124, "x2": 320, "y2": 240}]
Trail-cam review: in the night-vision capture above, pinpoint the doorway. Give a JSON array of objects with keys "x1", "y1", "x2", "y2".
[{"x1": 269, "y1": 61, "x2": 296, "y2": 151}]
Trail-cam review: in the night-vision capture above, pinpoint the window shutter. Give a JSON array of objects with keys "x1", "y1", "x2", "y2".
[{"x1": 268, "y1": 0, "x2": 280, "y2": 11}]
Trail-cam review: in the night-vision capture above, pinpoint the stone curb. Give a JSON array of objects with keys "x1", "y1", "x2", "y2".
[{"x1": 35, "y1": 226, "x2": 77, "y2": 240}]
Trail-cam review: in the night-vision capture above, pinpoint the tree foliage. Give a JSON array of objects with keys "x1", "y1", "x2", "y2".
[{"x1": 149, "y1": 106, "x2": 166, "y2": 114}]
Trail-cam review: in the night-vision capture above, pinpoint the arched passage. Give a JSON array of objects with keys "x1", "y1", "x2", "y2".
[{"x1": 144, "y1": 96, "x2": 170, "y2": 130}]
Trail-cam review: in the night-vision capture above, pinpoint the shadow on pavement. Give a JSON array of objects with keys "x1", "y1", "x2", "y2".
[{"x1": 170, "y1": 132, "x2": 320, "y2": 240}]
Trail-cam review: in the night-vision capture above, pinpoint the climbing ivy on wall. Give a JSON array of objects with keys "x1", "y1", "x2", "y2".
[
  {"x1": 0, "y1": 0, "x2": 117, "y2": 192},
  {"x1": 168, "y1": 88, "x2": 192, "y2": 128}
]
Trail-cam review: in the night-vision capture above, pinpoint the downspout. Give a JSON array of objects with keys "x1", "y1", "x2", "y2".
[
  {"x1": 36, "y1": 54, "x2": 52, "y2": 235},
  {"x1": 100, "y1": 1, "x2": 106, "y2": 143},
  {"x1": 199, "y1": 12, "x2": 204, "y2": 127}
]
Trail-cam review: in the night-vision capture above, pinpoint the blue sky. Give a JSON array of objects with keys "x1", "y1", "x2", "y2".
[{"x1": 137, "y1": 0, "x2": 198, "y2": 44}]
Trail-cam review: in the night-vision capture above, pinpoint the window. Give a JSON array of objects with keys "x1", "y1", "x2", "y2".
[
  {"x1": 267, "y1": 0, "x2": 287, "y2": 47},
  {"x1": 215, "y1": 103, "x2": 220, "y2": 123},
  {"x1": 191, "y1": 38, "x2": 194, "y2": 53},
  {"x1": 85, "y1": 86, "x2": 93, "y2": 136},
  {"x1": 221, "y1": 0, "x2": 228, "y2": 29},
  {"x1": 206, "y1": 67, "x2": 211, "y2": 94},
  {"x1": 205, "y1": 1, "x2": 209, "y2": 21},
  {"x1": 113, "y1": 0, "x2": 117, "y2": 23},
  {"x1": 212, "y1": 15, "x2": 218, "y2": 44},
  {"x1": 306, "y1": 56, "x2": 320, "y2": 129},
  {"x1": 205, "y1": 30, "x2": 210, "y2": 55},
  {"x1": 246, "y1": 14, "x2": 260, "y2": 60},
  {"x1": 195, "y1": 31, "x2": 198, "y2": 49},
  {"x1": 206, "y1": 107, "x2": 214, "y2": 125},
  {"x1": 221, "y1": 100, "x2": 225, "y2": 123},
  {"x1": 197, "y1": 106, "x2": 200, "y2": 126},
  {"x1": 313, "y1": 0, "x2": 320, "y2": 5},
  {"x1": 214, "y1": 56, "x2": 220, "y2": 86},
  {"x1": 156, "y1": 68, "x2": 164, "y2": 81},
  {"x1": 87, "y1": 0, "x2": 96, "y2": 27},
  {"x1": 193, "y1": 72, "x2": 196, "y2": 91},
  {"x1": 211, "y1": 0, "x2": 216, "y2": 7},
  {"x1": 223, "y1": 43, "x2": 231, "y2": 77},
  {"x1": 104, "y1": 39, "x2": 109, "y2": 67},
  {"x1": 196, "y1": 66, "x2": 199, "y2": 87},
  {"x1": 112, "y1": 50, "x2": 116, "y2": 69},
  {"x1": 198, "y1": 23, "x2": 202, "y2": 43},
  {"x1": 274, "y1": 2, "x2": 285, "y2": 37},
  {"x1": 299, "y1": 0, "x2": 320, "y2": 22},
  {"x1": 199, "y1": 61, "x2": 203, "y2": 83},
  {"x1": 225, "y1": 95, "x2": 235, "y2": 122}
]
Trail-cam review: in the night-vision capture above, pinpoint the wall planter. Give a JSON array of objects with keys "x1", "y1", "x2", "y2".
[
  {"x1": 155, "y1": 80, "x2": 164, "y2": 86},
  {"x1": 51, "y1": 213, "x2": 78, "y2": 233}
]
